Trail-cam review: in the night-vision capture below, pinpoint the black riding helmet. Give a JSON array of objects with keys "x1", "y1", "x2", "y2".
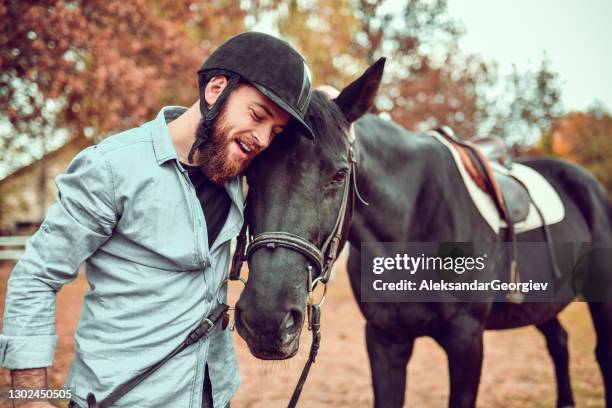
[{"x1": 188, "y1": 32, "x2": 315, "y2": 163}]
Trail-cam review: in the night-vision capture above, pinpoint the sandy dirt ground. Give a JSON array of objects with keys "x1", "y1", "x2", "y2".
[{"x1": 0, "y1": 255, "x2": 606, "y2": 407}]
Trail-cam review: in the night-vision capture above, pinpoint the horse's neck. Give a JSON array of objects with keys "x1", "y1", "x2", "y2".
[
  {"x1": 348, "y1": 119, "x2": 431, "y2": 244},
  {"x1": 347, "y1": 117, "x2": 482, "y2": 246}
]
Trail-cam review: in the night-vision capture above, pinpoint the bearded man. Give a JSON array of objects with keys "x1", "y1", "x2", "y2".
[{"x1": 0, "y1": 32, "x2": 315, "y2": 408}]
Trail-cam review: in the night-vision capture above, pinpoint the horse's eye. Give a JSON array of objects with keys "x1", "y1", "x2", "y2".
[{"x1": 332, "y1": 170, "x2": 348, "y2": 184}]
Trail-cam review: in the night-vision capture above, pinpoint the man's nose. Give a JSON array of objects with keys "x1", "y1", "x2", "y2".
[{"x1": 253, "y1": 126, "x2": 272, "y2": 149}]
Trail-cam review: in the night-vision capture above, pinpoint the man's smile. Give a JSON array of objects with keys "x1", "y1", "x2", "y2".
[
  {"x1": 238, "y1": 140, "x2": 252, "y2": 153},
  {"x1": 233, "y1": 137, "x2": 257, "y2": 160}
]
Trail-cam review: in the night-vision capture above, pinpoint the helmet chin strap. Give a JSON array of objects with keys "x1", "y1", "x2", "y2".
[{"x1": 188, "y1": 74, "x2": 240, "y2": 164}]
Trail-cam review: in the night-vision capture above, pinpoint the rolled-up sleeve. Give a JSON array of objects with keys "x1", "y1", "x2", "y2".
[{"x1": 0, "y1": 145, "x2": 116, "y2": 369}]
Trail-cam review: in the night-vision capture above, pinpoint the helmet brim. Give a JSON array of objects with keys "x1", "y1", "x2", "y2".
[{"x1": 252, "y1": 83, "x2": 315, "y2": 140}]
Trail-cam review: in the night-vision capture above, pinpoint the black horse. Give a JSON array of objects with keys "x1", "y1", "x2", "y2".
[{"x1": 234, "y1": 59, "x2": 612, "y2": 407}]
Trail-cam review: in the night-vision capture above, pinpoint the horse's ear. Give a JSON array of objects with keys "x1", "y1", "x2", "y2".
[{"x1": 335, "y1": 57, "x2": 386, "y2": 123}]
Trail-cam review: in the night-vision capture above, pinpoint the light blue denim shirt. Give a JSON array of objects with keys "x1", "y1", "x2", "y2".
[{"x1": 0, "y1": 107, "x2": 244, "y2": 407}]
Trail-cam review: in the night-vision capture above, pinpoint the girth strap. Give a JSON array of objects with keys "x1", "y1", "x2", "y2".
[{"x1": 508, "y1": 173, "x2": 562, "y2": 279}]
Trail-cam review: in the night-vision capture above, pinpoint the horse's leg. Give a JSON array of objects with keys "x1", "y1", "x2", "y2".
[
  {"x1": 588, "y1": 302, "x2": 612, "y2": 407},
  {"x1": 365, "y1": 322, "x2": 414, "y2": 408},
  {"x1": 435, "y1": 316, "x2": 484, "y2": 408},
  {"x1": 536, "y1": 318, "x2": 575, "y2": 407}
]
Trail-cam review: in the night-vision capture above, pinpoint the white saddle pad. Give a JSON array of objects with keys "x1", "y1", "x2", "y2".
[{"x1": 429, "y1": 132, "x2": 565, "y2": 234}]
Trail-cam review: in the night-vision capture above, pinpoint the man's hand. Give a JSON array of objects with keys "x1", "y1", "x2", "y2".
[{"x1": 10, "y1": 368, "x2": 56, "y2": 408}]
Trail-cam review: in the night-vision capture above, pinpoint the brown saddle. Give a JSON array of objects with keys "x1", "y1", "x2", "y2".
[
  {"x1": 433, "y1": 127, "x2": 561, "y2": 303},
  {"x1": 434, "y1": 127, "x2": 530, "y2": 224}
]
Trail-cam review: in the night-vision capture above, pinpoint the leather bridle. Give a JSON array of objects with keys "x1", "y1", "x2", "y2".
[
  {"x1": 228, "y1": 139, "x2": 366, "y2": 408},
  {"x1": 240, "y1": 143, "x2": 357, "y2": 284}
]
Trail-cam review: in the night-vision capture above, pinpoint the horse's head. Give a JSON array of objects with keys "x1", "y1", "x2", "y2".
[{"x1": 234, "y1": 59, "x2": 385, "y2": 359}]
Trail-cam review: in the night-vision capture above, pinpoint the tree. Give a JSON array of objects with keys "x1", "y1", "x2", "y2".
[
  {"x1": 0, "y1": 0, "x2": 251, "y2": 221},
  {"x1": 486, "y1": 57, "x2": 563, "y2": 148},
  {"x1": 272, "y1": 0, "x2": 361, "y2": 89},
  {"x1": 388, "y1": 50, "x2": 494, "y2": 137},
  {"x1": 274, "y1": 0, "x2": 492, "y2": 137},
  {"x1": 349, "y1": 0, "x2": 488, "y2": 136},
  {"x1": 545, "y1": 110, "x2": 612, "y2": 198}
]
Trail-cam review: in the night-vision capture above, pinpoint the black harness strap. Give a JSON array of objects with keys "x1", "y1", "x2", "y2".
[
  {"x1": 86, "y1": 304, "x2": 229, "y2": 408},
  {"x1": 248, "y1": 232, "x2": 325, "y2": 273},
  {"x1": 508, "y1": 173, "x2": 562, "y2": 279},
  {"x1": 189, "y1": 74, "x2": 240, "y2": 164},
  {"x1": 287, "y1": 304, "x2": 321, "y2": 408},
  {"x1": 229, "y1": 221, "x2": 249, "y2": 281}
]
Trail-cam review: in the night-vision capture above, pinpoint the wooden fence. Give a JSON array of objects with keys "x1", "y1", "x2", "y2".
[{"x1": 0, "y1": 236, "x2": 29, "y2": 260}]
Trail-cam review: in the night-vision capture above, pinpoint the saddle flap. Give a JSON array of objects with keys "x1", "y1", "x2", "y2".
[{"x1": 494, "y1": 172, "x2": 530, "y2": 223}]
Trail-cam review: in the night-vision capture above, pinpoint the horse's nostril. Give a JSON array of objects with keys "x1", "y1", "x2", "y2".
[
  {"x1": 235, "y1": 305, "x2": 255, "y2": 337},
  {"x1": 279, "y1": 308, "x2": 303, "y2": 334},
  {"x1": 281, "y1": 313, "x2": 294, "y2": 330}
]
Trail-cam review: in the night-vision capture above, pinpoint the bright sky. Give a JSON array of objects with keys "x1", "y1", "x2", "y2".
[
  {"x1": 446, "y1": 0, "x2": 612, "y2": 112},
  {"x1": 255, "y1": 1, "x2": 611, "y2": 112}
]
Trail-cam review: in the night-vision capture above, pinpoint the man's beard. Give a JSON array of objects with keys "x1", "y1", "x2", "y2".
[{"x1": 195, "y1": 106, "x2": 251, "y2": 185}]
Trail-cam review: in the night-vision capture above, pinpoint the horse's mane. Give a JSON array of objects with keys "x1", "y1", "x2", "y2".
[{"x1": 306, "y1": 91, "x2": 350, "y2": 154}]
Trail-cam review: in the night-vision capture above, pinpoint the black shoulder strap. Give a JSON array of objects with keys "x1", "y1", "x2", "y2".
[{"x1": 87, "y1": 304, "x2": 229, "y2": 408}]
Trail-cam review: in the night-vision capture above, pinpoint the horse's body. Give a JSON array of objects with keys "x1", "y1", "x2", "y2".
[
  {"x1": 235, "y1": 60, "x2": 612, "y2": 407},
  {"x1": 347, "y1": 114, "x2": 612, "y2": 407}
]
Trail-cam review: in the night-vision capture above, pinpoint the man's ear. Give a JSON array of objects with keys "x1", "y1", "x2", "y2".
[
  {"x1": 335, "y1": 57, "x2": 386, "y2": 123},
  {"x1": 204, "y1": 75, "x2": 228, "y2": 107}
]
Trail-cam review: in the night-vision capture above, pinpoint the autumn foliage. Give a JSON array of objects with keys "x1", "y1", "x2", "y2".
[
  {"x1": 0, "y1": 0, "x2": 609, "y2": 197},
  {"x1": 545, "y1": 111, "x2": 612, "y2": 198},
  {"x1": 0, "y1": 0, "x2": 251, "y2": 173},
  {"x1": 1, "y1": 0, "x2": 204, "y2": 132}
]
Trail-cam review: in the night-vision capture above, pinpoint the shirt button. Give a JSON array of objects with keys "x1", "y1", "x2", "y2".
[{"x1": 206, "y1": 294, "x2": 214, "y2": 302}]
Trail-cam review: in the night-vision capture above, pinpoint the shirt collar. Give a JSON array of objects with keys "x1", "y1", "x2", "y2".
[
  {"x1": 151, "y1": 106, "x2": 245, "y2": 212},
  {"x1": 151, "y1": 106, "x2": 187, "y2": 166},
  {"x1": 223, "y1": 177, "x2": 244, "y2": 214}
]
